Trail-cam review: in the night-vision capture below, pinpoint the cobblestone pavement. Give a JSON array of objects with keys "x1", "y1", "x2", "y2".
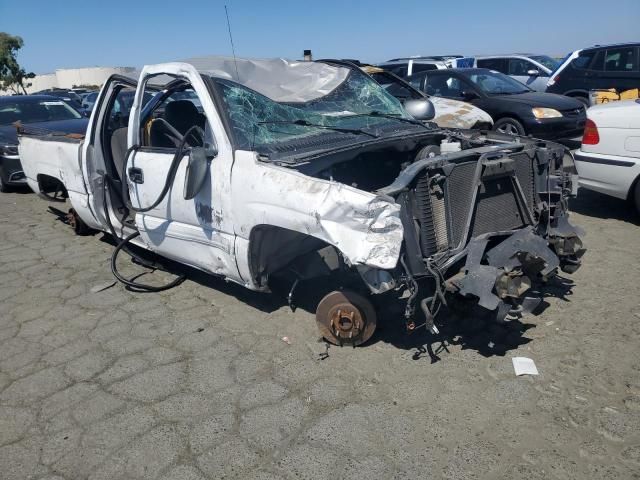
[{"x1": 1, "y1": 189, "x2": 639, "y2": 480}]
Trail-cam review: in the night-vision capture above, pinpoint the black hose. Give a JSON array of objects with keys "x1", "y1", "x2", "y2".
[
  {"x1": 99, "y1": 125, "x2": 203, "y2": 292},
  {"x1": 110, "y1": 231, "x2": 185, "y2": 292},
  {"x1": 121, "y1": 125, "x2": 204, "y2": 213},
  {"x1": 102, "y1": 174, "x2": 157, "y2": 270},
  {"x1": 400, "y1": 255, "x2": 419, "y2": 322}
]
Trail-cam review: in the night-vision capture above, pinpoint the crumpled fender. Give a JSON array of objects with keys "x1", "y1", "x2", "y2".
[{"x1": 232, "y1": 151, "x2": 404, "y2": 270}]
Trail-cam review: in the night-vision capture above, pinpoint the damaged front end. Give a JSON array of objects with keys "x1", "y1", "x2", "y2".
[{"x1": 378, "y1": 137, "x2": 585, "y2": 335}]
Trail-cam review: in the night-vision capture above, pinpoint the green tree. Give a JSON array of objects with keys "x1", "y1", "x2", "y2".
[{"x1": 0, "y1": 33, "x2": 35, "y2": 94}]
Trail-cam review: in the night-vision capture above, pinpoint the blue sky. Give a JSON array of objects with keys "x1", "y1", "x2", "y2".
[{"x1": 1, "y1": 0, "x2": 639, "y2": 74}]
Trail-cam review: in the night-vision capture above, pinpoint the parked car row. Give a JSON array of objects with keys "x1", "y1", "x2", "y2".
[
  {"x1": 34, "y1": 88, "x2": 85, "y2": 111},
  {"x1": 378, "y1": 42, "x2": 640, "y2": 105},
  {"x1": 0, "y1": 95, "x2": 88, "y2": 191},
  {"x1": 405, "y1": 68, "x2": 586, "y2": 139}
]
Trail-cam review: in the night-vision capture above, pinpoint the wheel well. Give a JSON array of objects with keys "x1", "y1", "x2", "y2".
[
  {"x1": 36, "y1": 174, "x2": 68, "y2": 200},
  {"x1": 247, "y1": 225, "x2": 341, "y2": 288},
  {"x1": 627, "y1": 173, "x2": 640, "y2": 202}
]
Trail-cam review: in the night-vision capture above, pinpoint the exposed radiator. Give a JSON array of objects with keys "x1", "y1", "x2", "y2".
[{"x1": 414, "y1": 154, "x2": 535, "y2": 257}]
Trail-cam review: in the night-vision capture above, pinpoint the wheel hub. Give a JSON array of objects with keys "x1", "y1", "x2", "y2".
[
  {"x1": 66, "y1": 209, "x2": 78, "y2": 230},
  {"x1": 316, "y1": 290, "x2": 376, "y2": 346}
]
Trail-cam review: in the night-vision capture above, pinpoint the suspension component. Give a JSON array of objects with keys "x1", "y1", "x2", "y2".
[{"x1": 66, "y1": 208, "x2": 90, "y2": 235}]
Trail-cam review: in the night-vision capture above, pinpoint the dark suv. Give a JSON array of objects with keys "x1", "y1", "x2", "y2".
[{"x1": 546, "y1": 43, "x2": 640, "y2": 105}]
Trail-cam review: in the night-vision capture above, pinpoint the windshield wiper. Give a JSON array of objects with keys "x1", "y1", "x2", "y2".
[
  {"x1": 258, "y1": 119, "x2": 379, "y2": 138},
  {"x1": 493, "y1": 91, "x2": 528, "y2": 95},
  {"x1": 342, "y1": 111, "x2": 432, "y2": 130}
]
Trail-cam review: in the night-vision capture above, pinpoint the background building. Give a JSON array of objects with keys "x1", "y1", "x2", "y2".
[{"x1": 4, "y1": 66, "x2": 136, "y2": 94}]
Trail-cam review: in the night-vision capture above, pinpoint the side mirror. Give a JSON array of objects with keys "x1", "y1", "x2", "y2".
[
  {"x1": 183, "y1": 146, "x2": 215, "y2": 200},
  {"x1": 403, "y1": 98, "x2": 435, "y2": 121},
  {"x1": 527, "y1": 69, "x2": 540, "y2": 76},
  {"x1": 461, "y1": 90, "x2": 480, "y2": 101}
]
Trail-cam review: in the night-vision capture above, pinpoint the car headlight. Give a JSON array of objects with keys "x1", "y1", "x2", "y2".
[
  {"x1": 0, "y1": 144, "x2": 19, "y2": 157},
  {"x1": 532, "y1": 107, "x2": 563, "y2": 119}
]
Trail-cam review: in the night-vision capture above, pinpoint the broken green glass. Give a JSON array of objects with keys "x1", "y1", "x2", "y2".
[{"x1": 216, "y1": 71, "x2": 410, "y2": 150}]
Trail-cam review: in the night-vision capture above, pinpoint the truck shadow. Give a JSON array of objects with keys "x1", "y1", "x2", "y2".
[
  {"x1": 570, "y1": 189, "x2": 640, "y2": 225},
  {"x1": 96, "y1": 232, "x2": 576, "y2": 360},
  {"x1": 369, "y1": 274, "x2": 576, "y2": 361}
]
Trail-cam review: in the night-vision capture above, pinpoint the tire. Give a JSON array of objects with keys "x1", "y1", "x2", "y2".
[
  {"x1": 492, "y1": 117, "x2": 526, "y2": 136},
  {"x1": 573, "y1": 96, "x2": 589, "y2": 107},
  {"x1": 0, "y1": 174, "x2": 11, "y2": 193},
  {"x1": 634, "y1": 178, "x2": 640, "y2": 216},
  {"x1": 67, "y1": 209, "x2": 91, "y2": 235},
  {"x1": 415, "y1": 145, "x2": 440, "y2": 160}
]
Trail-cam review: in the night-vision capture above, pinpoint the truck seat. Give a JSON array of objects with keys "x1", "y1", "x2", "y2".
[
  {"x1": 149, "y1": 100, "x2": 205, "y2": 148},
  {"x1": 110, "y1": 127, "x2": 128, "y2": 180}
]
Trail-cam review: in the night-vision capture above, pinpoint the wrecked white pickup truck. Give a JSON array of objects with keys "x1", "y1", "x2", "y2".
[{"x1": 18, "y1": 57, "x2": 584, "y2": 346}]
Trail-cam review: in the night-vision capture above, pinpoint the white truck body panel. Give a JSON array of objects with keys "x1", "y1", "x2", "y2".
[
  {"x1": 18, "y1": 135, "x2": 84, "y2": 194},
  {"x1": 230, "y1": 149, "x2": 403, "y2": 271},
  {"x1": 18, "y1": 62, "x2": 404, "y2": 291}
]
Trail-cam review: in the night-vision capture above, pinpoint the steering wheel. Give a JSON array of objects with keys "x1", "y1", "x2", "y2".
[{"x1": 149, "y1": 118, "x2": 184, "y2": 147}]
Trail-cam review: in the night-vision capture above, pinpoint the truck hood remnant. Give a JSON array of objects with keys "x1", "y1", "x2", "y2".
[{"x1": 152, "y1": 56, "x2": 351, "y2": 103}]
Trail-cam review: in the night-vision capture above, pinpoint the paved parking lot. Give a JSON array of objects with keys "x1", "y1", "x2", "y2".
[{"x1": 1, "y1": 189, "x2": 639, "y2": 480}]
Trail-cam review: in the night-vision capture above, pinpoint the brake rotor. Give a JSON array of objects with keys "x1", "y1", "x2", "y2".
[
  {"x1": 66, "y1": 208, "x2": 89, "y2": 235},
  {"x1": 315, "y1": 290, "x2": 377, "y2": 346}
]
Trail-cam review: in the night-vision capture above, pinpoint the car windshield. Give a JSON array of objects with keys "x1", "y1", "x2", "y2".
[
  {"x1": 216, "y1": 69, "x2": 410, "y2": 150},
  {"x1": 369, "y1": 72, "x2": 424, "y2": 100},
  {"x1": 0, "y1": 99, "x2": 82, "y2": 125},
  {"x1": 466, "y1": 70, "x2": 531, "y2": 95},
  {"x1": 530, "y1": 55, "x2": 560, "y2": 72}
]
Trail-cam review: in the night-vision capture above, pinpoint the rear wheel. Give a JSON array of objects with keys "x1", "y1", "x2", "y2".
[
  {"x1": 66, "y1": 208, "x2": 91, "y2": 235},
  {"x1": 0, "y1": 175, "x2": 11, "y2": 193},
  {"x1": 634, "y1": 179, "x2": 640, "y2": 215},
  {"x1": 492, "y1": 117, "x2": 526, "y2": 136}
]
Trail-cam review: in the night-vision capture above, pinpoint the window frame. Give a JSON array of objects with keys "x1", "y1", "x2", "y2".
[
  {"x1": 508, "y1": 58, "x2": 536, "y2": 76},
  {"x1": 137, "y1": 81, "x2": 210, "y2": 153},
  {"x1": 603, "y1": 46, "x2": 638, "y2": 72},
  {"x1": 570, "y1": 51, "x2": 596, "y2": 70},
  {"x1": 424, "y1": 73, "x2": 476, "y2": 99},
  {"x1": 476, "y1": 58, "x2": 508, "y2": 74}
]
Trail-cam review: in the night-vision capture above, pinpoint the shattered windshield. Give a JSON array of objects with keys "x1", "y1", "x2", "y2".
[{"x1": 216, "y1": 70, "x2": 412, "y2": 150}]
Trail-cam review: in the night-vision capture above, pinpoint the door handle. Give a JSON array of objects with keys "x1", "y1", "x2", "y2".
[{"x1": 128, "y1": 167, "x2": 144, "y2": 184}]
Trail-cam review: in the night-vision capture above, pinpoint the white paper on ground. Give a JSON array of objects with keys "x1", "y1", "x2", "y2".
[{"x1": 512, "y1": 357, "x2": 539, "y2": 376}]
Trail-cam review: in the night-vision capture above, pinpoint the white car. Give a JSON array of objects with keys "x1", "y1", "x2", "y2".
[
  {"x1": 574, "y1": 99, "x2": 640, "y2": 213},
  {"x1": 474, "y1": 54, "x2": 560, "y2": 92}
]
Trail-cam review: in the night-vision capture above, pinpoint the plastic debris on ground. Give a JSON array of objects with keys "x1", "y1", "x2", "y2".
[
  {"x1": 512, "y1": 357, "x2": 539, "y2": 376},
  {"x1": 90, "y1": 281, "x2": 116, "y2": 293}
]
